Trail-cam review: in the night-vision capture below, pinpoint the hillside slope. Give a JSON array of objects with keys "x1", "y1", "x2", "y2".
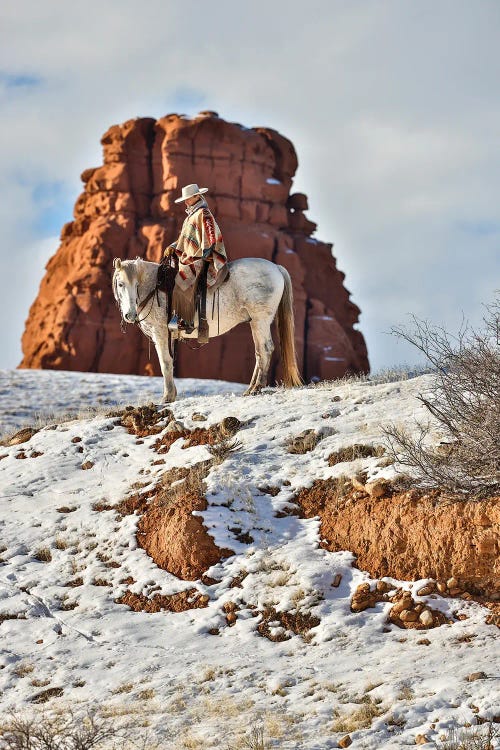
[{"x1": 0, "y1": 372, "x2": 498, "y2": 749}]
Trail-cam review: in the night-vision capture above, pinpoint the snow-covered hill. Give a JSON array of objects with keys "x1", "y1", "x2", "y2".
[{"x1": 0, "y1": 371, "x2": 497, "y2": 749}]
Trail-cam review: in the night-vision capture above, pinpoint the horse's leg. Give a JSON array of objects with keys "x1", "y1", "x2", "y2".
[
  {"x1": 153, "y1": 333, "x2": 177, "y2": 403},
  {"x1": 245, "y1": 318, "x2": 275, "y2": 395}
]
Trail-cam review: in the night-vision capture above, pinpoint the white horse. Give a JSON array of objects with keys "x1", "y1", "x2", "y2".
[{"x1": 112, "y1": 257, "x2": 302, "y2": 402}]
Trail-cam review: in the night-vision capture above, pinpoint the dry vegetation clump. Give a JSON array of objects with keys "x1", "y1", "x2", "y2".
[
  {"x1": 385, "y1": 298, "x2": 500, "y2": 499},
  {"x1": 328, "y1": 444, "x2": 385, "y2": 465},
  {"x1": 30, "y1": 688, "x2": 64, "y2": 704},
  {"x1": 155, "y1": 460, "x2": 212, "y2": 509},
  {"x1": 285, "y1": 429, "x2": 320, "y2": 454},
  {"x1": 33, "y1": 547, "x2": 52, "y2": 563},
  {"x1": 331, "y1": 696, "x2": 383, "y2": 733},
  {"x1": 257, "y1": 605, "x2": 320, "y2": 642},
  {"x1": 152, "y1": 415, "x2": 241, "y2": 456},
  {"x1": 114, "y1": 403, "x2": 172, "y2": 437}
]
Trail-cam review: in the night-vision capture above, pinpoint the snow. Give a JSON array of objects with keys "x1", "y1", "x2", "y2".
[{"x1": 0, "y1": 370, "x2": 498, "y2": 749}]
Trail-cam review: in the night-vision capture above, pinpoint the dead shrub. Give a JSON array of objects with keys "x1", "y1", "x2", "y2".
[
  {"x1": 438, "y1": 720, "x2": 498, "y2": 750},
  {"x1": 209, "y1": 437, "x2": 242, "y2": 464},
  {"x1": 0, "y1": 709, "x2": 119, "y2": 749},
  {"x1": 384, "y1": 297, "x2": 500, "y2": 499}
]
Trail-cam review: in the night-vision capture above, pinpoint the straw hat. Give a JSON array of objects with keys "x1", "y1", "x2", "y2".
[{"x1": 174, "y1": 183, "x2": 209, "y2": 204}]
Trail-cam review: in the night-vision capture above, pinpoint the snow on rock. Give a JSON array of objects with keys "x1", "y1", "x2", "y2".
[{"x1": 0, "y1": 370, "x2": 498, "y2": 749}]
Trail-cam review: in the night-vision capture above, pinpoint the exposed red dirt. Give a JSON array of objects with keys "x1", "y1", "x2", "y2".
[
  {"x1": 257, "y1": 606, "x2": 321, "y2": 642},
  {"x1": 116, "y1": 588, "x2": 209, "y2": 613},
  {"x1": 294, "y1": 479, "x2": 499, "y2": 599},
  {"x1": 137, "y1": 482, "x2": 234, "y2": 580}
]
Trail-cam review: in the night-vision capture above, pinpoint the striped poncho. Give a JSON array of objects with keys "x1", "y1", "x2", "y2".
[{"x1": 166, "y1": 199, "x2": 228, "y2": 291}]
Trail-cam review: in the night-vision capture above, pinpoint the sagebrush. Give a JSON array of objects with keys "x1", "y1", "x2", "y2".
[{"x1": 384, "y1": 296, "x2": 500, "y2": 498}]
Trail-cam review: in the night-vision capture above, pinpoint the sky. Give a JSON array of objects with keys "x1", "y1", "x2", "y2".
[{"x1": 0, "y1": 0, "x2": 499, "y2": 372}]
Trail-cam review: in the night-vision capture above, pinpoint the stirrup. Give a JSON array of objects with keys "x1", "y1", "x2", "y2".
[{"x1": 168, "y1": 314, "x2": 180, "y2": 339}]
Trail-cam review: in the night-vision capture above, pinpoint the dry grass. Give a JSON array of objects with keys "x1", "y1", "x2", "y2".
[
  {"x1": 136, "y1": 689, "x2": 155, "y2": 701},
  {"x1": 209, "y1": 437, "x2": 242, "y2": 464},
  {"x1": 54, "y1": 537, "x2": 69, "y2": 550},
  {"x1": 286, "y1": 429, "x2": 320, "y2": 454},
  {"x1": 33, "y1": 547, "x2": 52, "y2": 563},
  {"x1": 331, "y1": 697, "x2": 383, "y2": 733},
  {"x1": 112, "y1": 683, "x2": 134, "y2": 695},
  {"x1": 12, "y1": 663, "x2": 34, "y2": 678},
  {"x1": 328, "y1": 444, "x2": 385, "y2": 465}
]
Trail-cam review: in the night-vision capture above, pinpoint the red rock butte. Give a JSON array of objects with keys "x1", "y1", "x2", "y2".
[{"x1": 20, "y1": 111, "x2": 369, "y2": 382}]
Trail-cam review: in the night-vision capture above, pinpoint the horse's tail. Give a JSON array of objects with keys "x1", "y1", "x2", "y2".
[{"x1": 276, "y1": 266, "x2": 303, "y2": 388}]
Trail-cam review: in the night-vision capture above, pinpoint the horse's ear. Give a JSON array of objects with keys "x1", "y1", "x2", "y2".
[{"x1": 113, "y1": 257, "x2": 122, "y2": 271}]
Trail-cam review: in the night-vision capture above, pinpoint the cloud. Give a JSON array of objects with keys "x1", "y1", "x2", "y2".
[{"x1": 0, "y1": 0, "x2": 499, "y2": 371}]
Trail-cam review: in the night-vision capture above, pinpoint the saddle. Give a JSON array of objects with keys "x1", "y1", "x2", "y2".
[{"x1": 162, "y1": 256, "x2": 230, "y2": 345}]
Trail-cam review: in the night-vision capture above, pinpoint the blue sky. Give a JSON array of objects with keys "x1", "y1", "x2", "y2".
[{"x1": 0, "y1": 0, "x2": 499, "y2": 372}]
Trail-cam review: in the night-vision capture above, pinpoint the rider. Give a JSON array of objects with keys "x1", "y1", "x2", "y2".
[{"x1": 164, "y1": 183, "x2": 228, "y2": 343}]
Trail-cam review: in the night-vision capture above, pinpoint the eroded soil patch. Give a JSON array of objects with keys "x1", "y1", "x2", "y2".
[
  {"x1": 294, "y1": 478, "x2": 499, "y2": 599},
  {"x1": 116, "y1": 588, "x2": 209, "y2": 613}
]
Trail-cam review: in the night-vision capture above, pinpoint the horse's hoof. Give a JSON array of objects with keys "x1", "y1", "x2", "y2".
[{"x1": 161, "y1": 394, "x2": 177, "y2": 404}]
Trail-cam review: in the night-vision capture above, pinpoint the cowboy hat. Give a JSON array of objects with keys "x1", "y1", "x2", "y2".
[{"x1": 174, "y1": 183, "x2": 209, "y2": 203}]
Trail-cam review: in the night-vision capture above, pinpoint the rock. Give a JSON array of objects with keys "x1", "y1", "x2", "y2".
[
  {"x1": 6, "y1": 427, "x2": 38, "y2": 446},
  {"x1": 332, "y1": 573, "x2": 342, "y2": 588},
  {"x1": 415, "y1": 734, "x2": 429, "y2": 745},
  {"x1": 448, "y1": 587, "x2": 462, "y2": 597},
  {"x1": 376, "y1": 580, "x2": 393, "y2": 593},
  {"x1": 220, "y1": 416, "x2": 241, "y2": 436},
  {"x1": 81, "y1": 461, "x2": 94, "y2": 470},
  {"x1": 365, "y1": 479, "x2": 389, "y2": 499},
  {"x1": 400, "y1": 609, "x2": 419, "y2": 623},
  {"x1": 351, "y1": 582, "x2": 385, "y2": 612},
  {"x1": 191, "y1": 413, "x2": 207, "y2": 422},
  {"x1": 416, "y1": 582, "x2": 436, "y2": 596},
  {"x1": 437, "y1": 581, "x2": 448, "y2": 594},
  {"x1": 165, "y1": 420, "x2": 185, "y2": 433},
  {"x1": 338, "y1": 736, "x2": 352, "y2": 748},
  {"x1": 20, "y1": 113, "x2": 369, "y2": 383},
  {"x1": 419, "y1": 609, "x2": 434, "y2": 627},
  {"x1": 446, "y1": 576, "x2": 458, "y2": 589},
  {"x1": 466, "y1": 672, "x2": 487, "y2": 682}
]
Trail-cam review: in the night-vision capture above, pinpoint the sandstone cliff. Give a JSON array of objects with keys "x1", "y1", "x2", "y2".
[{"x1": 20, "y1": 111, "x2": 369, "y2": 382}]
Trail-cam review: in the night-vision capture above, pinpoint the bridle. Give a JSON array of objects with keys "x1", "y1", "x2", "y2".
[{"x1": 115, "y1": 256, "x2": 178, "y2": 355}]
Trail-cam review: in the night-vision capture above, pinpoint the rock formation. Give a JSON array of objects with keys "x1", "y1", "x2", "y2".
[{"x1": 20, "y1": 112, "x2": 369, "y2": 382}]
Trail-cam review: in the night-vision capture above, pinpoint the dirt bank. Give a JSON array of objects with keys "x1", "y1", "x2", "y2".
[{"x1": 294, "y1": 479, "x2": 499, "y2": 599}]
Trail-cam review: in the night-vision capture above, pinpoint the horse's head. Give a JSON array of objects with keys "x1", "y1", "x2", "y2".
[{"x1": 112, "y1": 258, "x2": 140, "y2": 324}]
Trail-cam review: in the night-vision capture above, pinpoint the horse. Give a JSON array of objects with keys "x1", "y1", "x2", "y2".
[{"x1": 112, "y1": 256, "x2": 302, "y2": 402}]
